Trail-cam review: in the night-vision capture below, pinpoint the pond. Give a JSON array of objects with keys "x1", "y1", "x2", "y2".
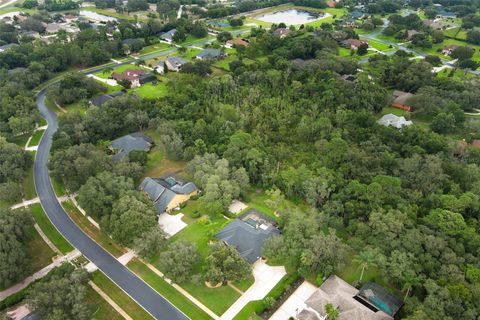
[{"x1": 256, "y1": 9, "x2": 325, "y2": 25}]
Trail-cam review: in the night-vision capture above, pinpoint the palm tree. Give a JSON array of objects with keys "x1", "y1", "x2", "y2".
[
  {"x1": 353, "y1": 248, "x2": 379, "y2": 282},
  {"x1": 325, "y1": 303, "x2": 340, "y2": 320},
  {"x1": 402, "y1": 271, "x2": 422, "y2": 301}
]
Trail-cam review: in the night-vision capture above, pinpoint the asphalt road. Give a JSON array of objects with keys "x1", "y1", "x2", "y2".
[{"x1": 34, "y1": 90, "x2": 189, "y2": 320}]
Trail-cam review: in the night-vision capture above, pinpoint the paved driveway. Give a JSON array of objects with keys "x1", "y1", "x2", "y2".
[
  {"x1": 269, "y1": 281, "x2": 317, "y2": 320},
  {"x1": 220, "y1": 260, "x2": 286, "y2": 320},
  {"x1": 158, "y1": 213, "x2": 187, "y2": 237}
]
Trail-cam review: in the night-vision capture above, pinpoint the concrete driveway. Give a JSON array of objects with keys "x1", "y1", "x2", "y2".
[
  {"x1": 158, "y1": 213, "x2": 187, "y2": 237},
  {"x1": 220, "y1": 260, "x2": 286, "y2": 320},
  {"x1": 269, "y1": 281, "x2": 317, "y2": 320}
]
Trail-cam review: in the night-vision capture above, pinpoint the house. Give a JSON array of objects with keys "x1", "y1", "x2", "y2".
[
  {"x1": 225, "y1": 38, "x2": 250, "y2": 48},
  {"x1": 110, "y1": 132, "x2": 153, "y2": 161},
  {"x1": 0, "y1": 43, "x2": 18, "y2": 52},
  {"x1": 89, "y1": 91, "x2": 124, "y2": 107},
  {"x1": 378, "y1": 114, "x2": 413, "y2": 129},
  {"x1": 45, "y1": 23, "x2": 79, "y2": 34},
  {"x1": 111, "y1": 69, "x2": 153, "y2": 88},
  {"x1": 296, "y1": 275, "x2": 403, "y2": 320},
  {"x1": 338, "y1": 18, "x2": 356, "y2": 28},
  {"x1": 391, "y1": 90, "x2": 414, "y2": 111},
  {"x1": 442, "y1": 44, "x2": 460, "y2": 56},
  {"x1": 215, "y1": 209, "x2": 280, "y2": 264},
  {"x1": 195, "y1": 48, "x2": 224, "y2": 60},
  {"x1": 349, "y1": 10, "x2": 370, "y2": 19},
  {"x1": 423, "y1": 19, "x2": 444, "y2": 30},
  {"x1": 63, "y1": 14, "x2": 78, "y2": 23},
  {"x1": 342, "y1": 38, "x2": 368, "y2": 50},
  {"x1": 122, "y1": 38, "x2": 138, "y2": 46},
  {"x1": 165, "y1": 56, "x2": 188, "y2": 72},
  {"x1": 326, "y1": 0, "x2": 337, "y2": 8},
  {"x1": 139, "y1": 173, "x2": 198, "y2": 215},
  {"x1": 272, "y1": 28, "x2": 290, "y2": 39},
  {"x1": 160, "y1": 28, "x2": 177, "y2": 43},
  {"x1": 155, "y1": 60, "x2": 165, "y2": 74}
]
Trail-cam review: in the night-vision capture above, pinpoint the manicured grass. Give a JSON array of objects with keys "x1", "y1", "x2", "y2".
[
  {"x1": 381, "y1": 106, "x2": 409, "y2": 117},
  {"x1": 50, "y1": 176, "x2": 66, "y2": 196},
  {"x1": 91, "y1": 271, "x2": 154, "y2": 320},
  {"x1": 44, "y1": 96, "x2": 63, "y2": 114},
  {"x1": 364, "y1": 38, "x2": 393, "y2": 51},
  {"x1": 64, "y1": 101, "x2": 88, "y2": 114},
  {"x1": 181, "y1": 282, "x2": 240, "y2": 316},
  {"x1": 232, "y1": 275, "x2": 255, "y2": 292},
  {"x1": 30, "y1": 203, "x2": 73, "y2": 254},
  {"x1": 139, "y1": 42, "x2": 171, "y2": 55},
  {"x1": 127, "y1": 259, "x2": 212, "y2": 320},
  {"x1": 25, "y1": 223, "x2": 56, "y2": 272},
  {"x1": 132, "y1": 82, "x2": 168, "y2": 99},
  {"x1": 28, "y1": 130, "x2": 44, "y2": 147},
  {"x1": 213, "y1": 56, "x2": 237, "y2": 71},
  {"x1": 85, "y1": 285, "x2": 123, "y2": 320},
  {"x1": 62, "y1": 201, "x2": 124, "y2": 257},
  {"x1": 23, "y1": 151, "x2": 36, "y2": 200}
]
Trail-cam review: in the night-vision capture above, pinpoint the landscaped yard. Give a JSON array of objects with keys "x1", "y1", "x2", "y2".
[
  {"x1": 132, "y1": 81, "x2": 168, "y2": 99},
  {"x1": 144, "y1": 147, "x2": 186, "y2": 180},
  {"x1": 91, "y1": 271, "x2": 154, "y2": 320},
  {"x1": 181, "y1": 282, "x2": 241, "y2": 316},
  {"x1": 127, "y1": 259, "x2": 212, "y2": 320},
  {"x1": 62, "y1": 201, "x2": 124, "y2": 257},
  {"x1": 30, "y1": 203, "x2": 73, "y2": 254}
]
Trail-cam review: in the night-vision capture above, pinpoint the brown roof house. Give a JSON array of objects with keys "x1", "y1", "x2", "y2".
[
  {"x1": 273, "y1": 28, "x2": 291, "y2": 39},
  {"x1": 296, "y1": 275, "x2": 403, "y2": 320},
  {"x1": 111, "y1": 69, "x2": 155, "y2": 88},
  {"x1": 225, "y1": 38, "x2": 250, "y2": 48},
  {"x1": 342, "y1": 38, "x2": 368, "y2": 50},
  {"x1": 442, "y1": 44, "x2": 460, "y2": 56},
  {"x1": 391, "y1": 90, "x2": 414, "y2": 112}
]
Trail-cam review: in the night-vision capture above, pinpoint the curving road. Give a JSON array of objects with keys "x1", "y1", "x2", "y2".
[{"x1": 34, "y1": 90, "x2": 189, "y2": 320}]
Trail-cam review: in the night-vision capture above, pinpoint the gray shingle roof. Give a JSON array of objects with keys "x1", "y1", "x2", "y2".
[
  {"x1": 166, "y1": 56, "x2": 187, "y2": 67},
  {"x1": 196, "y1": 48, "x2": 222, "y2": 59},
  {"x1": 161, "y1": 29, "x2": 177, "y2": 41},
  {"x1": 139, "y1": 174, "x2": 198, "y2": 214},
  {"x1": 111, "y1": 132, "x2": 152, "y2": 161},
  {"x1": 215, "y1": 212, "x2": 280, "y2": 263},
  {"x1": 90, "y1": 91, "x2": 124, "y2": 107}
]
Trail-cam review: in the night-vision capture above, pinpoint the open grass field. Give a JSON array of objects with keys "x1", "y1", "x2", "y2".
[
  {"x1": 144, "y1": 147, "x2": 186, "y2": 179},
  {"x1": 138, "y1": 42, "x2": 171, "y2": 55},
  {"x1": 27, "y1": 130, "x2": 44, "y2": 147},
  {"x1": 81, "y1": 6, "x2": 139, "y2": 21},
  {"x1": 85, "y1": 285, "x2": 123, "y2": 320},
  {"x1": 127, "y1": 259, "x2": 212, "y2": 320},
  {"x1": 62, "y1": 200, "x2": 124, "y2": 257},
  {"x1": 25, "y1": 223, "x2": 56, "y2": 272},
  {"x1": 30, "y1": 203, "x2": 74, "y2": 254},
  {"x1": 91, "y1": 271, "x2": 154, "y2": 320},
  {"x1": 23, "y1": 151, "x2": 36, "y2": 199}
]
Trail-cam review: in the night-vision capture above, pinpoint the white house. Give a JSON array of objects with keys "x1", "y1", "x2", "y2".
[{"x1": 378, "y1": 114, "x2": 413, "y2": 129}]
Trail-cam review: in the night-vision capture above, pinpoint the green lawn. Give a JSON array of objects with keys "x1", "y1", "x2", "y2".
[
  {"x1": 364, "y1": 38, "x2": 393, "y2": 51},
  {"x1": 132, "y1": 81, "x2": 168, "y2": 99},
  {"x1": 91, "y1": 271, "x2": 154, "y2": 320},
  {"x1": 127, "y1": 259, "x2": 212, "y2": 320},
  {"x1": 50, "y1": 176, "x2": 66, "y2": 196},
  {"x1": 181, "y1": 282, "x2": 240, "y2": 316},
  {"x1": 30, "y1": 203, "x2": 73, "y2": 254},
  {"x1": 23, "y1": 151, "x2": 36, "y2": 200},
  {"x1": 25, "y1": 223, "x2": 56, "y2": 272},
  {"x1": 213, "y1": 56, "x2": 237, "y2": 71},
  {"x1": 62, "y1": 201, "x2": 124, "y2": 257},
  {"x1": 138, "y1": 43, "x2": 171, "y2": 55},
  {"x1": 28, "y1": 130, "x2": 44, "y2": 147},
  {"x1": 81, "y1": 7, "x2": 139, "y2": 21},
  {"x1": 85, "y1": 286, "x2": 123, "y2": 320}
]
